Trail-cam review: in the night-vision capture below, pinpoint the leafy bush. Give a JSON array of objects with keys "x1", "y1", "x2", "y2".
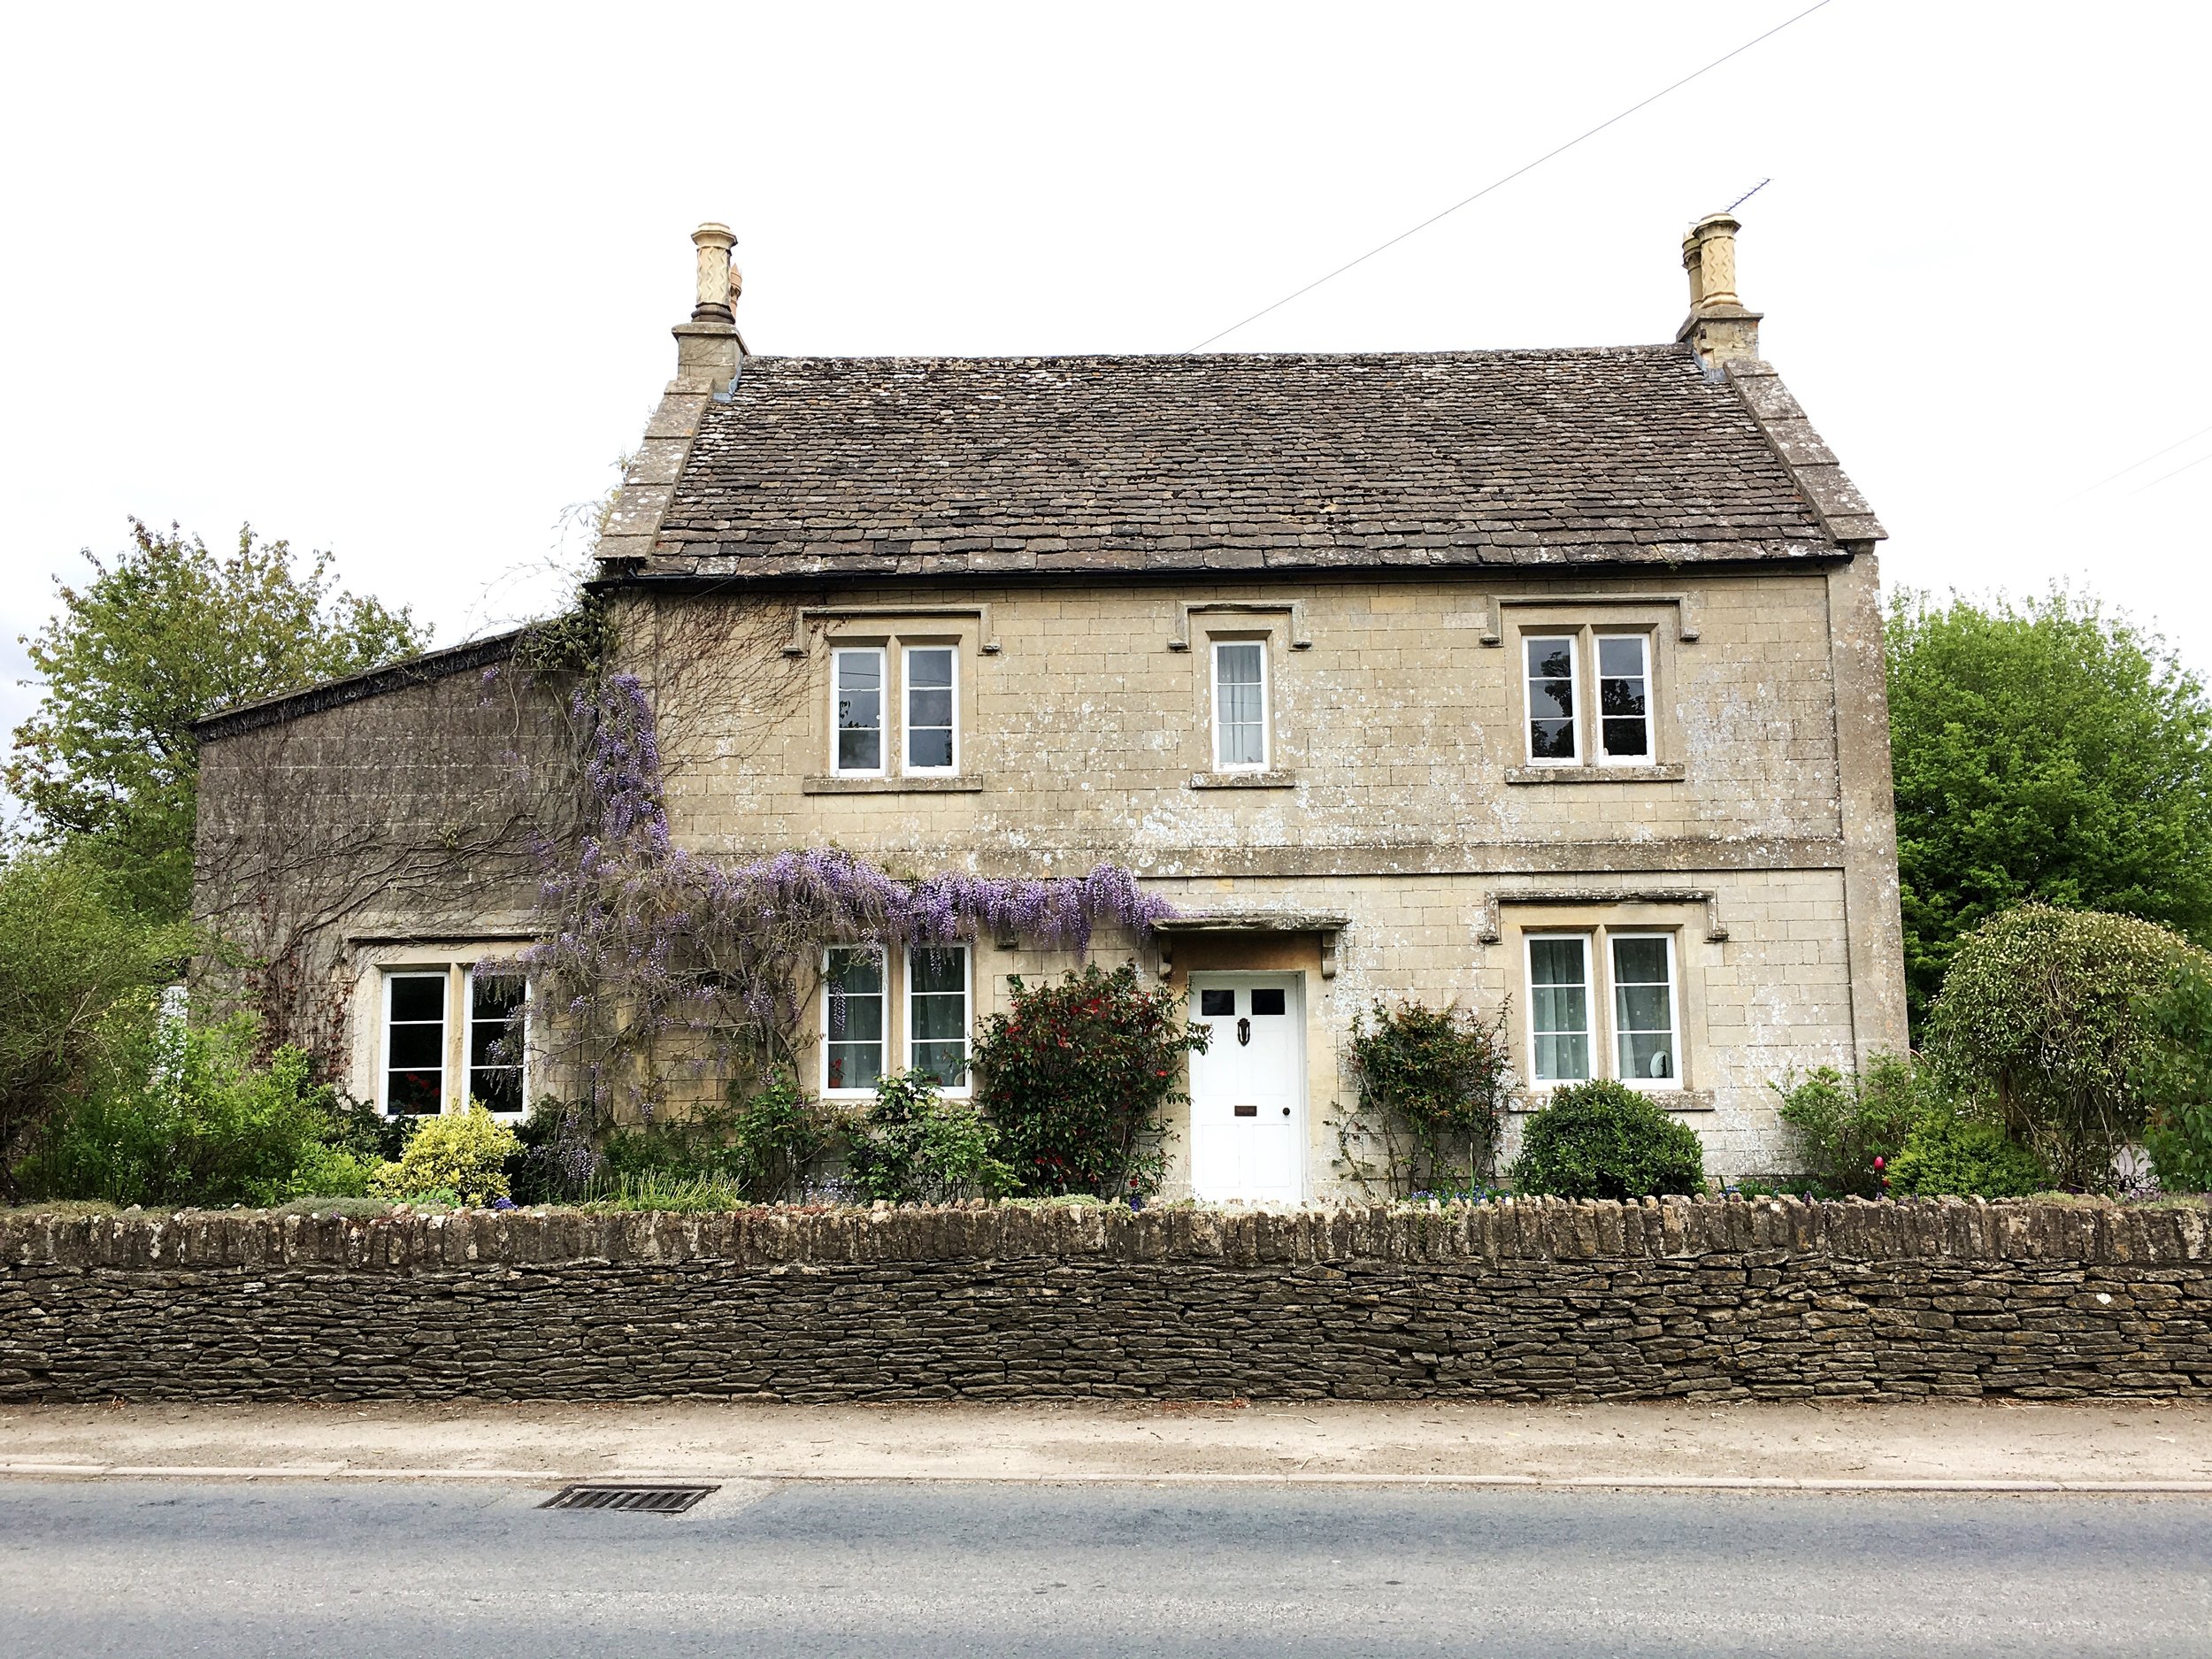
[
  {"x1": 1924, "y1": 903, "x2": 2205, "y2": 1187},
  {"x1": 1770, "y1": 1053, "x2": 1942, "y2": 1197},
  {"x1": 0, "y1": 846, "x2": 187, "y2": 1197},
  {"x1": 971, "y1": 964, "x2": 1206, "y2": 1198},
  {"x1": 19, "y1": 1011, "x2": 357, "y2": 1207},
  {"x1": 1509, "y1": 1079, "x2": 1705, "y2": 1200},
  {"x1": 1886, "y1": 588, "x2": 2212, "y2": 1023},
  {"x1": 2139, "y1": 959, "x2": 2212, "y2": 1193},
  {"x1": 1887, "y1": 1113, "x2": 2053, "y2": 1198},
  {"x1": 369, "y1": 1104, "x2": 520, "y2": 1205},
  {"x1": 1339, "y1": 999, "x2": 1512, "y2": 1195},
  {"x1": 842, "y1": 1069, "x2": 1015, "y2": 1205}
]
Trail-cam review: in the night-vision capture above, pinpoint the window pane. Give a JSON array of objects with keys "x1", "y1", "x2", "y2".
[
  {"x1": 909, "y1": 945, "x2": 968, "y2": 1087},
  {"x1": 1525, "y1": 637, "x2": 1577, "y2": 761},
  {"x1": 468, "y1": 973, "x2": 526, "y2": 1114},
  {"x1": 1612, "y1": 936, "x2": 1677, "y2": 1084},
  {"x1": 825, "y1": 946, "x2": 884, "y2": 1091},
  {"x1": 1528, "y1": 937, "x2": 1591, "y2": 1083},
  {"x1": 1599, "y1": 635, "x2": 1650, "y2": 760},
  {"x1": 389, "y1": 975, "x2": 444, "y2": 1023},
  {"x1": 1200, "y1": 988, "x2": 1235, "y2": 1017},
  {"x1": 1215, "y1": 643, "x2": 1266, "y2": 767},
  {"x1": 1251, "y1": 987, "x2": 1286, "y2": 1016},
  {"x1": 385, "y1": 973, "x2": 446, "y2": 1116},
  {"x1": 835, "y1": 652, "x2": 882, "y2": 772},
  {"x1": 905, "y1": 649, "x2": 956, "y2": 771}
]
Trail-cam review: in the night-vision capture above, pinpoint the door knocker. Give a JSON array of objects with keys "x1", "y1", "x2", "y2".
[{"x1": 1237, "y1": 1017, "x2": 1251, "y2": 1047}]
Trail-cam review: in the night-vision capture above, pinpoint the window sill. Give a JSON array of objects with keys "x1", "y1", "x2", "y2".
[
  {"x1": 1504, "y1": 763, "x2": 1686, "y2": 786},
  {"x1": 1187, "y1": 770, "x2": 1298, "y2": 790},
  {"x1": 1510, "y1": 1088, "x2": 1712, "y2": 1113},
  {"x1": 803, "y1": 774, "x2": 985, "y2": 795}
]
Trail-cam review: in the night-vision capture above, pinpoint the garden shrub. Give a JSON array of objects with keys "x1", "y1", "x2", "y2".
[
  {"x1": 0, "y1": 845, "x2": 188, "y2": 1197},
  {"x1": 369, "y1": 1103, "x2": 520, "y2": 1205},
  {"x1": 1770, "y1": 1052, "x2": 1942, "y2": 1196},
  {"x1": 592, "y1": 1071, "x2": 835, "y2": 1203},
  {"x1": 1886, "y1": 1113, "x2": 2053, "y2": 1198},
  {"x1": 1509, "y1": 1078, "x2": 1704, "y2": 1200},
  {"x1": 20, "y1": 1011, "x2": 359, "y2": 1207},
  {"x1": 2139, "y1": 958, "x2": 2212, "y2": 1193},
  {"x1": 1338, "y1": 999, "x2": 1512, "y2": 1195},
  {"x1": 970, "y1": 964, "x2": 1206, "y2": 1198},
  {"x1": 1924, "y1": 903, "x2": 2206, "y2": 1187},
  {"x1": 842, "y1": 1068, "x2": 1015, "y2": 1204}
]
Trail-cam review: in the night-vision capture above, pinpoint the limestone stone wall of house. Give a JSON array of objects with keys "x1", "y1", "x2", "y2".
[
  {"x1": 4, "y1": 1199, "x2": 2204, "y2": 1403},
  {"x1": 632, "y1": 568, "x2": 1901, "y2": 1182},
  {"x1": 191, "y1": 654, "x2": 577, "y2": 1073}
]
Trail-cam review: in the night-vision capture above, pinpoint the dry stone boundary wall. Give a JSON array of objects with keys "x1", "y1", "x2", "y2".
[{"x1": 4, "y1": 1197, "x2": 2207, "y2": 1403}]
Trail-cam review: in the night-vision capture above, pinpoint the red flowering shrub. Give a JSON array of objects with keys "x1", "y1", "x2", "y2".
[{"x1": 970, "y1": 963, "x2": 1207, "y2": 1198}]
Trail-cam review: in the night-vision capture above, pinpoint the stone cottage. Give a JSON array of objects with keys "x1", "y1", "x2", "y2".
[{"x1": 192, "y1": 212, "x2": 1906, "y2": 1195}]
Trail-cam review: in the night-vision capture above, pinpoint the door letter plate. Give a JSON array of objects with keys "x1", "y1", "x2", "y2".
[{"x1": 1233, "y1": 1103, "x2": 1258, "y2": 1118}]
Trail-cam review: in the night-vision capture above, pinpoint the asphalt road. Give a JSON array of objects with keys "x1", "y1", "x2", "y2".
[{"x1": 1, "y1": 1479, "x2": 2206, "y2": 1656}]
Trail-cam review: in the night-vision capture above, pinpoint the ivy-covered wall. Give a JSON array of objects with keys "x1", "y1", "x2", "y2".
[{"x1": 4, "y1": 1197, "x2": 2206, "y2": 1402}]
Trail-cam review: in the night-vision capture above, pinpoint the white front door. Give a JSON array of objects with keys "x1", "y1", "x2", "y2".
[{"x1": 1187, "y1": 972, "x2": 1305, "y2": 1202}]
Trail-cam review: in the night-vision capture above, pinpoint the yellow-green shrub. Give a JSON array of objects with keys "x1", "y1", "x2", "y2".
[{"x1": 370, "y1": 1104, "x2": 519, "y2": 1205}]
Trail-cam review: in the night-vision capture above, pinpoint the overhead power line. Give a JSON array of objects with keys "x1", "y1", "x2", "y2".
[
  {"x1": 2061, "y1": 420, "x2": 2212, "y2": 503},
  {"x1": 2129, "y1": 448, "x2": 2212, "y2": 498},
  {"x1": 1183, "y1": 0, "x2": 1839, "y2": 352}
]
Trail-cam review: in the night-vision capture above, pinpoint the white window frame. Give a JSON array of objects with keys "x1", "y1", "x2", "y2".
[
  {"x1": 821, "y1": 943, "x2": 889, "y2": 1099},
  {"x1": 831, "y1": 645, "x2": 887, "y2": 778},
  {"x1": 1210, "y1": 638, "x2": 1271, "y2": 772},
  {"x1": 1523, "y1": 634, "x2": 1583, "y2": 766},
  {"x1": 1594, "y1": 632, "x2": 1654, "y2": 767},
  {"x1": 904, "y1": 941, "x2": 973, "y2": 1095},
  {"x1": 901, "y1": 644, "x2": 960, "y2": 777},
  {"x1": 463, "y1": 966, "x2": 532, "y2": 1118},
  {"x1": 1608, "y1": 931, "x2": 1681, "y2": 1091},
  {"x1": 1523, "y1": 932, "x2": 1594, "y2": 1086},
  {"x1": 380, "y1": 969, "x2": 450, "y2": 1118}
]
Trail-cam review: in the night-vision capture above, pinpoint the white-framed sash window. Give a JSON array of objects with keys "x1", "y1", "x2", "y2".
[
  {"x1": 465, "y1": 970, "x2": 530, "y2": 1115},
  {"x1": 1212, "y1": 640, "x2": 1270, "y2": 770},
  {"x1": 903, "y1": 645, "x2": 957, "y2": 774},
  {"x1": 1525, "y1": 933, "x2": 1593, "y2": 1084},
  {"x1": 1609, "y1": 933, "x2": 1679, "y2": 1087},
  {"x1": 381, "y1": 972, "x2": 448, "y2": 1116},
  {"x1": 1596, "y1": 634, "x2": 1652, "y2": 763},
  {"x1": 1525, "y1": 635, "x2": 1580, "y2": 764},
  {"x1": 833, "y1": 647, "x2": 886, "y2": 775},
  {"x1": 823, "y1": 944, "x2": 888, "y2": 1095},
  {"x1": 906, "y1": 942, "x2": 972, "y2": 1091}
]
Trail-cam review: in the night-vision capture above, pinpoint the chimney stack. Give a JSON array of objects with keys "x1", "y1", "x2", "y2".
[
  {"x1": 1677, "y1": 211, "x2": 1762, "y2": 372},
  {"x1": 672, "y1": 221, "x2": 745, "y2": 386}
]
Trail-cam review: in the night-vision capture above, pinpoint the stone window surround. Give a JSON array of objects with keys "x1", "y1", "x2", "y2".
[
  {"x1": 347, "y1": 941, "x2": 535, "y2": 1119},
  {"x1": 1485, "y1": 895, "x2": 1717, "y2": 1111},
  {"x1": 1181, "y1": 609, "x2": 1301, "y2": 789},
  {"x1": 801, "y1": 611, "x2": 984, "y2": 795},
  {"x1": 819, "y1": 941, "x2": 974, "y2": 1099},
  {"x1": 1492, "y1": 595, "x2": 1693, "y2": 786}
]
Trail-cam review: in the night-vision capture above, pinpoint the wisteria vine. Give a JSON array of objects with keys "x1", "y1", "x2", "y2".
[{"x1": 525, "y1": 673, "x2": 1174, "y2": 1115}]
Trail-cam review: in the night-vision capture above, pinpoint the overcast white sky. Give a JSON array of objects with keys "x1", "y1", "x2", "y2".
[{"x1": 4, "y1": 1, "x2": 2208, "y2": 759}]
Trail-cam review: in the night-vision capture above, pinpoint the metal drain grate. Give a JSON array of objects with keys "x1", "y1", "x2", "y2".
[{"x1": 541, "y1": 1483, "x2": 719, "y2": 1514}]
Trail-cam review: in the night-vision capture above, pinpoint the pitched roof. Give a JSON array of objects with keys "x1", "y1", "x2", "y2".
[{"x1": 638, "y1": 344, "x2": 1879, "y2": 584}]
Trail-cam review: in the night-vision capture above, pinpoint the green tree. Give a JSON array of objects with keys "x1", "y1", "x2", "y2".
[
  {"x1": 0, "y1": 844, "x2": 188, "y2": 1197},
  {"x1": 1886, "y1": 588, "x2": 2212, "y2": 1023},
  {"x1": 7, "y1": 519, "x2": 425, "y2": 918}
]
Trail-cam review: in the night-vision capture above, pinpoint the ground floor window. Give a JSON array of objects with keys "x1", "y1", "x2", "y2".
[
  {"x1": 823, "y1": 942, "x2": 972, "y2": 1096},
  {"x1": 379, "y1": 963, "x2": 530, "y2": 1117},
  {"x1": 1522, "y1": 927, "x2": 1680, "y2": 1091}
]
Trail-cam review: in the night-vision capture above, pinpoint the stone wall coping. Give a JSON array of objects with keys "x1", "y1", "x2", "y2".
[{"x1": 5, "y1": 1197, "x2": 2204, "y2": 1274}]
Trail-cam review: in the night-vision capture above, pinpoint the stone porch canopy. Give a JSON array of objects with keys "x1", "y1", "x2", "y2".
[{"x1": 596, "y1": 214, "x2": 1884, "y2": 590}]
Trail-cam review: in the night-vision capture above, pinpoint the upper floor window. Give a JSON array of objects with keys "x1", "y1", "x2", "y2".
[
  {"x1": 1213, "y1": 640, "x2": 1269, "y2": 770},
  {"x1": 904, "y1": 647, "x2": 957, "y2": 773},
  {"x1": 1523, "y1": 928, "x2": 1680, "y2": 1091},
  {"x1": 833, "y1": 648, "x2": 885, "y2": 775},
  {"x1": 1523, "y1": 629, "x2": 1656, "y2": 766}
]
